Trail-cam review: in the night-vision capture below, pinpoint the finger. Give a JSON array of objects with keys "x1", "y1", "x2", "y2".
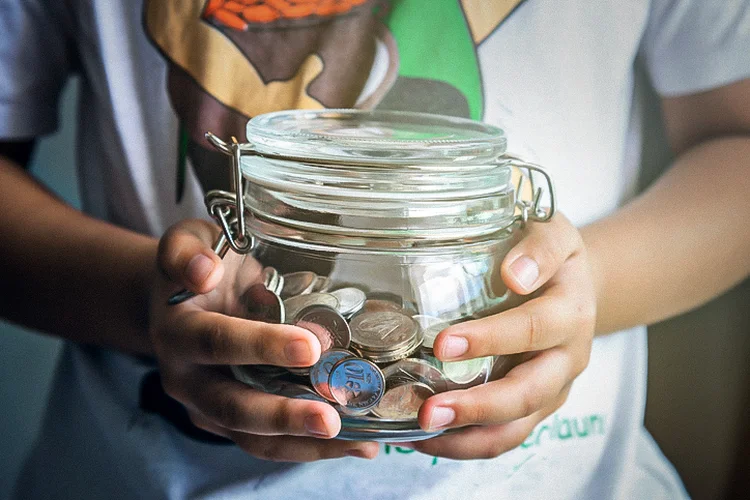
[
  {"x1": 188, "y1": 409, "x2": 232, "y2": 439},
  {"x1": 230, "y1": 433, "x2": 380, "y2": 462},
  {"x1": 418, "y1": 349, "x2": 572, "y2": 430},
  {"x1": 165, "y1": 309, "x2": 322, "y2": 366},
  {"x1": 158, "y1": 219, "x2": 225, "y2": 294},
  {"x1": 164, "y1": 366, "x2": 341, "y2": 438},
  {"x1": 408, "y1": 412, "x2": 541, "y2": 460},
  {"x1": 433, "y1": 293, "x2": 570, "y2": 359},
  {"x1": 411, "y1": 385, "x2": 571, "y2": 460},
  {"x1": 501, "y1": 213, "x2": 582, "y2": 295}
]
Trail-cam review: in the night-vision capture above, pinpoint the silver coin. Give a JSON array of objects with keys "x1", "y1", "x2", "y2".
[
  {"x1": 412, "y1": 315, "x2": 450, "y2": 349},
  {"x1": 362, "y1": 334, "x2": 423, "y2": 365},
  {"x1": 372, "y1": 381, "x2": 435, "y2": 420},
  {"x1": 442, "y1": 356, "x2": 493, "y2": 385},
  {"x1": 244, "y1": 283, "x2": 285, "y2": 323},
  {"x1": 350, "y1": 311, "x2": 419, "y2": 352},
  {"x1": 280, "y1": 271, "x2": 317, "y2": 298},
  {"x1": 329, "y1": 358, "x2": 385, "y2": 410},
  {"x1": 273, "y1": 273, "x2": 285, "y2": 297},
  {"x1": 362, "y1": 299, "x2": 403, "y2": 314},
  {"x1": 382, "y1": 357, "x2": 448, "y2": 393},
  {"x1": 311, "y1": 275, "x2": 332, "y2": 293},
  {"x1": 283, "y1": 293, "x2": 339, "y2": 321},
  {"x1": 263, "y1": 267, "x2": 280, "y2": 291},
  {"x1": 293, "y1": 305, "x2": 351, "y2": 350},
  {"x1": 309, "y1": 348, "x2": 356, "y2": 402},
  {"x1": 330, "y1": 287, "x2": 367, "y2": 318}
]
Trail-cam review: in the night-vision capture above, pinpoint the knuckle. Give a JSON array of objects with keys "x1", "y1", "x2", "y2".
[
  {"x1": 216, "y1": 394, "x2": 245, "y2": 430},
  {"x1": 520, "y1": 381, "x2": 544, "y2": 416},
  {"x1": 200, "y1": 320, "x2": 232, "y2": 361},
  {"x1": 270, "y1": 399, "x2": 294, "y2": 432},
  {"x1": 522, "y1": 309, "x2": 544, "y2": 351}
]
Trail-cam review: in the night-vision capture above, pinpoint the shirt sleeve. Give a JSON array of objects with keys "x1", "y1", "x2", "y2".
[
  {"x1": 640, "y1": 0, "x2": 750, "y2": 97},
  {"x1": 0, "y1": 0, "x2": 73, "y2": 139}
]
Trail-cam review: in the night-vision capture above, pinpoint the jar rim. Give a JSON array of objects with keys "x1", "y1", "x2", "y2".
[{"x1": 245, "y1": 109, "x2": 507, "y2": 165}]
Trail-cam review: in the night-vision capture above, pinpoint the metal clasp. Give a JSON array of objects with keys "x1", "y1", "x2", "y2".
[
  {"x1": 502, "y1": 154, "x2": 556, "y2": 229},
  {"x1": 204, "y1": 132, "x2": 254, "y2": 254}
]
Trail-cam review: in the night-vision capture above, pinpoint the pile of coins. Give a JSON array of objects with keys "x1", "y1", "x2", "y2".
[{"x1": 232, "y1": 268, "x2": 495, "y2": 420}]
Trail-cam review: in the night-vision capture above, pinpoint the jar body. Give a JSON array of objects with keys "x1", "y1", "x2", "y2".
[{"x1": 206, "y1": 109, "x2": 552, "y2": 441}]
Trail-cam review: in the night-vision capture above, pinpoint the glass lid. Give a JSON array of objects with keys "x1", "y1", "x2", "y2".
[{"x1": 245, "y1": 109, "x2": 507, "y2": 164}]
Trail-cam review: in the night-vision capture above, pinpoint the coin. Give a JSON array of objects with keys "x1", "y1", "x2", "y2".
[
  {"x1": 350, "y1": 311, "x2": 419, "y2": 352},
  {"x1": 311, "y1": 275, "x2": 332, "y2": 293},
  {"x1": 412, "y1": 315, "x2": 450, "y2": 349},
  {"x1": 362, "y1": 299, "x2": 403, "y2": 314},
  {"x1": 442, "y1": 356, "x2": 493, "y2": 385},
  {"x1": 263, "y1": 267, "x2": 279, "y2": 291},
  {"x1": 381, "y1": 358, "x2": 448, "y2": 393},
  {"x1": 280, "y1": 271, "x2": 317, "y2": 298},
  {"x1": 295, "y1": 319, "x2": 335, "y2": 352},
  {"x1": 330, "y1": 287, "x2": 366, "y2": 318},
  {"x1": 309, "y1": 349, "x2": 355, "y2": 401},
  {"x1": 283, "y1": 293, "x2": 339, "y2": 321},
  {"x1": 244, "y1": 283, "x2": 285, "y2": 323},
  {"x1": 329, "y1": 358, "x2": 385, "y2": 410},
  {"x1": 372, "y1": 381, "x2": 435, "y2": 420},
  {"x1": 293, "y1": 305, "x2": 351, "y2": 350}
]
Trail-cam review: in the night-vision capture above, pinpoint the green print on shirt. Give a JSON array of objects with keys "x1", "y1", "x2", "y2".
[
  {"x1": 521, "y1": 413, "x2": 606, "y2": 449},
  {"x1": 384, "y1": 0, "x2": 483, "y2": 120},
  {"x1": 383, "y1": 444, "x2": 439, "y2": 466}
]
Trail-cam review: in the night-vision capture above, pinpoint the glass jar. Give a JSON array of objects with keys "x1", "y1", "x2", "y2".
[{"x1": 196, "y1": 110, "x2": 555, "y2": 442}]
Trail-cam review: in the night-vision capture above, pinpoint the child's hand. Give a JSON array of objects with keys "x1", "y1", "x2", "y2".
[
  {"x1": 412, "y1": 213, "x2": 597, "y2": 459},
  {"x1": 148, "y1": 219, "x2": 378, "y2": 462}
]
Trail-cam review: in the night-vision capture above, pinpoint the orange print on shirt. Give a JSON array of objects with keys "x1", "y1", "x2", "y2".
[{"x1": 203, "y1": 0, "x2": 370, "y2": 30}]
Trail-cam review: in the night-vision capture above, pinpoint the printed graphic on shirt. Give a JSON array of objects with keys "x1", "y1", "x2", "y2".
[{"x1": 144, "y1": 0, "x2": 525, "y2": 199}]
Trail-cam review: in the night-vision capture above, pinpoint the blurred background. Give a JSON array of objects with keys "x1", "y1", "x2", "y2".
[{"x1": 1, "y1": 69, "x2": 748, "y2": 499}]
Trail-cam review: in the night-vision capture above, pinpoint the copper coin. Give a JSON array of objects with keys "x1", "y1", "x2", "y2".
[
  {"x1": 293, "y1": 305, "x2": 351, "y2": 350},
  {"x1": 244, "y1": 283, "x2": 285, "y2": 323}
]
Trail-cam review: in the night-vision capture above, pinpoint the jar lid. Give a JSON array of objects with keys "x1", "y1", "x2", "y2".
[{"x1": 245, "y1": 109, "x2": 507, "y2": 164}]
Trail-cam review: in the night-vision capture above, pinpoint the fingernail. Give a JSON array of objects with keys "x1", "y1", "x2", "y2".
[
  {"x1": 509, "y1": 256, "x2": 539, "y2": 291},
  {"x1": 428, "y1": 406, "x2": 455, "y2": 430},
  {"x1": 345, "y1": 448, "x2": 374, "y2": 459},
  {"x1": 304, "y1": 414, "x2": 329, "y2": 437},
  {"x1": 441, "y1": 336, "x2": 468, "y2": 360},
  {"x1": 285, "y1": 339, "x2": 313, "y2": 366},
  {"x1": 185, "y1": 254, "x2": 214, "y2": 287}
]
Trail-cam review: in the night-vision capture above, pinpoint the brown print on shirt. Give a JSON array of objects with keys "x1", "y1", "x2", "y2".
[{"x1": 144, "y1": 0, "x2": 397, "y2": 192}]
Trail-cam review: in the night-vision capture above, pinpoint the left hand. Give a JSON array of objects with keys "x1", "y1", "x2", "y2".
[{"x1": 410, "y1": 213, "x2": 597, "y2": 459}]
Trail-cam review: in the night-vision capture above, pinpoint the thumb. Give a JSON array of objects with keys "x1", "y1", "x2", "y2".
[{"x1": 157, "y1": 219, "x2": 225, "y2": 294}]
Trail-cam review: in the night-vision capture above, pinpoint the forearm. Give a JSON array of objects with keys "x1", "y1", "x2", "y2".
[
  {"x1": 582, "y1": 135, "x2": 750, "y2": 335},
  {"x1": 0, "y1": 156, "x2": 157, "y2": 355}
]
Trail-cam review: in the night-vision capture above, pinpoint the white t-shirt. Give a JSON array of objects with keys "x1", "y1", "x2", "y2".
[{"x1": 2, "y1": 1, "x2": 749, "y2": 498}]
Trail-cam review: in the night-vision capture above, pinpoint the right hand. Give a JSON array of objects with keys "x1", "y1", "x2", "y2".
[{"x1": 148, "y1": 219, "x2": 379, "y2": 461}]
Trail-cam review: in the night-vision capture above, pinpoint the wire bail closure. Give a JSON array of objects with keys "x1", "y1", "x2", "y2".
[
  {"x1": 502, "y1": 154, "x2": 557, "y2": 230},
  {"x1": 204, "y1": 132, "x2": 254, "y2": 255}
]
